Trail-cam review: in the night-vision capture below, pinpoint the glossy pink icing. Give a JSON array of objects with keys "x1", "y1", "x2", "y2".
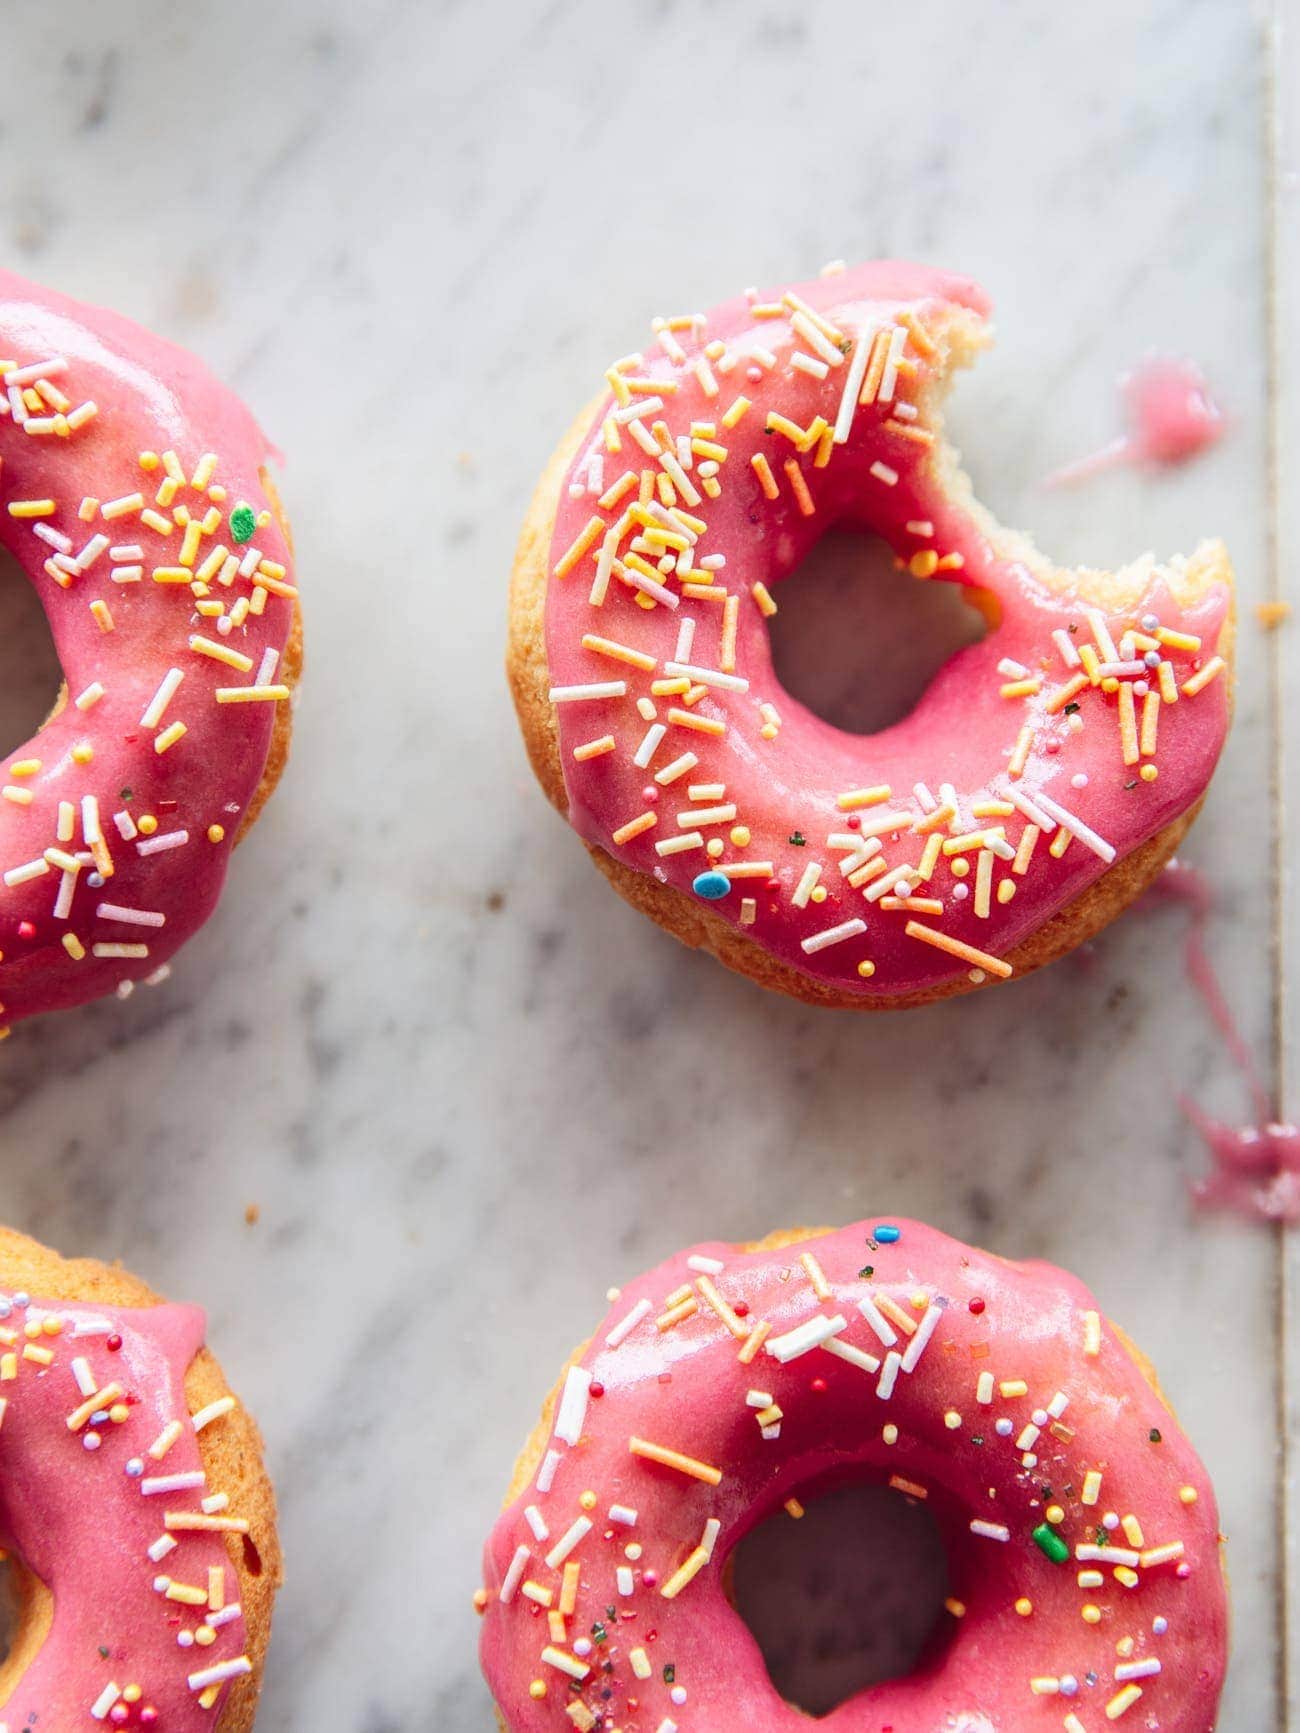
[
  {"x1": 541, "y1": 263, "x2": 1232, "y2": 996},
  {"x1": 0, "y1": 270, "x2": 297, "y2": 1028},
  {"x1": 1145, "y1": 861, "x2": 1300, "y2": 1221},
  {"x1": 480, "y1": 1219, "x2": 1227, "y2": 1731},
  {"x1": 1048, "y1": 358, "x2": 1225, "y2": 486},
  {"x1": 0, "y1": 1284, "x2": 251, "y2": 1726}
]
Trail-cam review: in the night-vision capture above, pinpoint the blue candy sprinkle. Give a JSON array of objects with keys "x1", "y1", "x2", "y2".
[
  {"x1": 874, "y1": 1224, "x2": 901, "y2": 1243},
  {"x1": 692, "y1": 871, "x2": 731, "y2": 901}
]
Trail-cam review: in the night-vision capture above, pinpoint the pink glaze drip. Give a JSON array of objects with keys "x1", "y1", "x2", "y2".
[
  {"x1": 0, "y1": 1286, "x2": 250, "y2": 1725},
  {"x1": 1046, "y1": 357, "x2": 1225, "y2": 487},
  {"x1": 0, "y1": 271, "x2": 297, "y2": 1027},
  {"x1": 1145, "y1": 860, "x2": 1300, "y2": 1221},
  {"x1": 480, "y1": 1219, "x2": 1227, "y2": 1732},
  {"x1": 541, "y1": 264, "x2": 1232, "y2": 997}
]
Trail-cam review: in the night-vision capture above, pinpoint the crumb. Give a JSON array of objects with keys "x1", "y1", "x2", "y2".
[
  {"x1": 1256, "y1": 600, "x2": 1291, "y2": 631},
  {"x1": 244, "y1": 1203, "x2": 260, "y2": 1226}
]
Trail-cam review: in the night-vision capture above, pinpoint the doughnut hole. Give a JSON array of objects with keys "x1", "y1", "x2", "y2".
[
  {"x1": 0, "y1": 1552, "x2": 51, "y2": 1702},
  {"x1": 0, "y1": 546, "x2": 63, "y2": 756},
  {"x1": 766, "y1": 530, "x2": 994, "y2": 737},
  {"x1": 730, "y1": 1477, "x2": 952, "y2": 1716}
]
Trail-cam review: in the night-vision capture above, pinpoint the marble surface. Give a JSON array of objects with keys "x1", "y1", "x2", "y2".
[{"x1": 0, "y1": 0, "x2": 1292, "y2": 1725}]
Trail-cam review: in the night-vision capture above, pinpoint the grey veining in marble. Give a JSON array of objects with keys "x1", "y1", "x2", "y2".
[{"x1": 0, "y1": 0, "x2": 1292, "y2": 1727}]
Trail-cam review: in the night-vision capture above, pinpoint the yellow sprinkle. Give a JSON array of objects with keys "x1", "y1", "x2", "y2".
[
  {"x1": 628, "y1": 1436, "x2": 722, "y2": 1485},
  {"x1": 837, "y1": 785, "x2": 891, "y2": 812},
  {"x1": 71, "y1": 743, "x2": 93, "y2": 765},
  {"x1": 552, "y1": 514, "x2": 607, "y2": 580},
  {"x1": 138, "y1": 815, "x2": 158, "y2": 836},
  {"x1": 7, "y1": 499, "x2": 55, "y2": 518},
  {"x1": 611, "y1": 811, "x2": 657, "y2": 846},
  {"x1": 1082, "y1": 1603, "x2": 1102, "y2": 1624},
  {"x1": 214, "y1": 685, "x2": 290, "y2": 704},
  {"x1": 62, "y1": 934, "x2": 85, "y2": 960},
  {"x1": 207, "y1": 824, "x2": 225, "y2": 844},
  {"x1": 1181, "y1": 654, "x2": 1225, "y2": 697},
  {"x1": 1015, "y1": 1597, "x2": 1033, "y2": 1616},
  {"x1": 154, "y1": 721, "x2": 187, "y2": 755},
  {"x1": 945, "y1": 1598, "x2": 966, "y2": 1619},
  {"x1": 659, "y1": 1545, "x2": 710, "y2": 1600},
  {"x1": 1105, "y1": 1684, "x2": 1143, "y2": 1718},
  {"x1": 89, "y1": 600, "x2": 114, "y2": 633}
]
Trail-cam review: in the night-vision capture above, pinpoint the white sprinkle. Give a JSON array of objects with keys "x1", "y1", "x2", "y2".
[
  {"x1": 140, "y1": 1472, "x2": 205, "y2": 1497},
  {"x1": 524, "y1": 1505, "x2": 549, "y2": 1542},
  {"x1": 663, "y1": 661, "x2": 749, "y2": 693},
  {"x1": 548, "y1": 681, "x2": 627, "y2": 703},
  {"x1": 605, "y1": 1297, "x2": 652, "y2": 1349},
  {"x1": 876, "y1": 1350, "x2": 903, "y2": 1400},
  {"x1": 970, "y1": 1520, "x2": 1010, "y2": 1542},
  {"x1": 900, "y1": 1297, "x2": 947, "y2": 1372},
  {"x1": 147, "y1": 1534, "x2": 178, "y2": 1563},
  {"x1": 609, "y1": 1504, "x2": 638, "y2": 1527},
  {"x1": 686, "y1": 1253, "x2": 725, "y2": 1276},
  {"x1": 820, "y1": 1336, "x2": 881, "y2": 1375},
  {"x1": 536, "y1": 1449, "x2": 561, "y2": 1494},
  {"x1": 633, "y1": 723, "x2": 667, "y2": 768},
  {"x1": 1032, "y1": 790, "x2": 1117, "y2": 863},
  {"x1": 764, "y1": 1313, "x2": 847, "y2": 1363},
  {"x1": 90, "y1": 1682, "x2": 121, "y2": 1720},
  {"x1": 833, "y1": 323, "x2": 875, "y2": 443},
  {"x1": 1115, "y1": 1659, "x2": 1161, "y2": 1682},
  {"x1": 186, "y1": 1657, "x2": 252, "y2": 1693},
  {"x1": 70, "y1": 1356, "x2": 97, "y2": 1396},
  {"x1": 545, "y1": 1516, "x2": 592, "y2": 1570},
  {"x1": 96, "y1": 903, "x2": 165, "y2": 929},
  {"x1": 801, "y1": 917, "x2": 867, "y2": 954},
  {"x1": 1075, "y1": 1544, "x2": 1141, "y2": 1567},
  {"x1": 857, "y1": 1295, "x2": 898, "y2": 1347},
  {"x1": 136, "y1": 830, "x2": 189, "y2": 856},
  {"x1": 553, "y1": 1366, "x2": 592, "y2": 1446}
]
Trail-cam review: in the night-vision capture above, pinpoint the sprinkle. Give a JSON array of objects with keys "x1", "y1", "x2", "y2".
[
  {"x1": 658, "y1": 1545, "x2": 710, "y2": 1600},
  {"x1": 876, "y1": 1350, "x2": 903, "y2": 1400},
  {"x1": 553, "y1": 1366, "x2": 593, "y2": 1446},
  {"x1": 548, "y1": 681, "x2": 627, "y2": 704},
  {"x1": 1105, "y1": 1684, "x2": 1143, "y2": 1719},
  {"x1": 1181, "y1": 655, "x2": 1225, "y2": 697},
  {"x1": 1083, "y1": 1310, "x2": 1102, "y2": 1356},
  {"x1": 628, "y1": 1437, "x2": 723, "y2": 1485},
  {"x1": 544, "y1": 1517, "x2": 592, "y2": 1571},
  {"x1": 970, "y1": 1520, "x2": 1010, "y2": 1542},
  {"x1": 765, "y1": 1314, "x2": 847, "y2": 1363},
  {"x1": 801, "y1": 917, "x2": 867, "y2": 954},
  {"x1": 904, "y1": 920, "x2": 1013, "y2": 979},
  {"x1": 1033, "y1": 1524, "x2": 1070, "y2": 1564},
  {"x1": 605, "y1": 1298, "x2": 652, "y2": 1348}
]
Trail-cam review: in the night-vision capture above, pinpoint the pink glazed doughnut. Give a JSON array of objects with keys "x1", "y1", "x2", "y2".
[
  {"x1": 0, "y1": 271, "x2": 302, "y2": 1033},
  {"x1": 0, "y1": 1223, "x2": 280, "y2": 1729},
  {"x1": 508, "y1": 262, "x2": 1234, "y2": 1006},
  {"x1": 479, "y1": 1220, "x2": 1227, "y2": 1732}
]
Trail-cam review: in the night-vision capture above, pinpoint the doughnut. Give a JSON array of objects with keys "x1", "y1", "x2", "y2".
[
  {"x1": 0, "y1": 270, "x2": 302, "y2": 1032},
  {"x1": 508, "y1": 262, "x2": 1235, "y2": 1006},
  {"x1": 0, "y1": 1224, "x2": 280, "y2": 1728},
  {"x1": 479, "y1": 1219, "x2": 1227, "y2": 1731}
]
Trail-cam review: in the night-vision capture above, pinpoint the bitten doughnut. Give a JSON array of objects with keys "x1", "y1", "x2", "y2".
[
  {"x1": 0, "y1": 1224, "x2": 280, "y2": 1728},
  {"x1": 0, "y1": 271, "x2": 302, "y2": 1032},
  {"x1": 479, "y1": 1220, "x2": 1227, "y2": 1731},
  {"x1": 508, "y1": 262, "x2": 1235, "y2": 1006}
]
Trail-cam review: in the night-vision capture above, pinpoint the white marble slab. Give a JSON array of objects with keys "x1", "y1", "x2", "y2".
[{"x1": 0, "y1": 0, "x2": 1290, "y2": 1726}]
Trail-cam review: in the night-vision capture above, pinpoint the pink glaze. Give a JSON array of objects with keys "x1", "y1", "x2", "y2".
[
  {"x1": 0, "y1": 271, "x2": 298, "y2": 1028},
  {"x1": 0, "y1": 1284, "x2": 252, "y2": 1725},
  {"x1": 1046, "y1": 358, "x2": 1225, "y2": 486},
  {"x1": 541, "y1": 264, "x2": 1232, "y2": 997},
  {"x1": 480, "y1": 1219, "x2": 1227, "y2": 1731},
  {"x1": 1145, "y1": 860, "x2": 1300, "y2": 1220}
]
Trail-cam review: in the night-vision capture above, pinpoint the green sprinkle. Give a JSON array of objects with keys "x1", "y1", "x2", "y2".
[
  {"x1": 789, "y1": 831, "x2": 806, "y2": 846},
  {"x1": 663, "y1": 1663, "x2": 676, "y2": 1684},
  {"x1": 1149, "y1": 1427, "x2": 1162, "y2": 1443},
  {"x1": 858, "y1": 1265, "x2": 874, "y2": 1279},
  {"x1": 230, "y1": 503, "x2": 257, "y2": 544},
  {"x1": 1031, "y1": 1523, "x2": 1069, "y2": 1564}
]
